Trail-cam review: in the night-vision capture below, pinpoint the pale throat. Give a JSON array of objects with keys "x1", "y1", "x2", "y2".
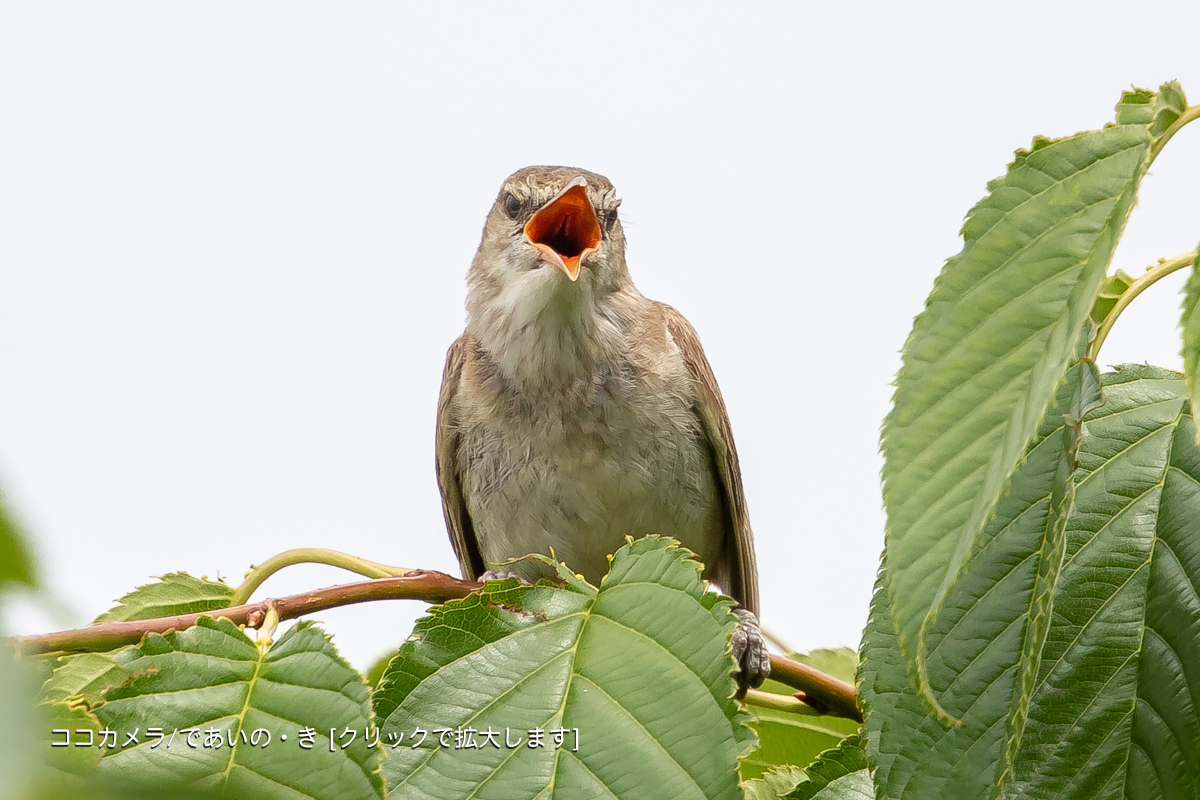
[{"x1": 468, "y1": 275, "x2": 628, "y2": 393}]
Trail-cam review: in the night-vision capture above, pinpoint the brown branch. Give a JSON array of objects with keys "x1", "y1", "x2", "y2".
[
  {"x1": 14, "y1": 570, "x2": 477, "y2": 656},
  {"x1": 768, "y1": 653, "x2": 863, "y2": 723},
  {"x1": 12, "y1": 570, "x2": 863, "y2": 722}
]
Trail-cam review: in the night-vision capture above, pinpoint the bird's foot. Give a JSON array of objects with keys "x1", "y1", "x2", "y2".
[
  {"x1": 478, "y1": 569, "x2": 530, "y2": 585},
  {"x1": 732, "y1": 608, "x2": 771, "y2": 695}
]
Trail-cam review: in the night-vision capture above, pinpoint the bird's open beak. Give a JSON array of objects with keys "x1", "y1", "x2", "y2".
[{"x1": 523, "y1": 176, "x2": 602, "y2": 281}]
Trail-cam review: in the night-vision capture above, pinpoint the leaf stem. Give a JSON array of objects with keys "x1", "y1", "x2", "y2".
[
  {"x1": 1088, "y1": 250, "x2": 1197, "y2": 361},
  {"x1": 1149, "y1": 104, "x2": 1200, "y2": 164},
  {"x1": 229, "y1": 548, "x2": 412, "y2": 606},
  {"x1": 1089, "y1": 101, "x2": 1200, "y2": 359},
  {"x1": 743, "y1": 689, "x2": 822, "y2": 716}
]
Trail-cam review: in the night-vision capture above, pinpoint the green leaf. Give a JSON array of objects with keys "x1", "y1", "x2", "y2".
[
  {"x1": 6, "y1": 642, "x2": 108, "y2": 794},
  {"x1": 784, "y1": 735, "x2": 872, "y2": 800},
  {"x1": 94, "y1": 572, "x2": 234, "y2": 623},
  {"x1": 1129, "y1": 408, "x2": 1200, "y2": 799},
  {"x1": 1091, "y1": 268, "x2": 1136, "y2": 325},
  {"x1": 741, "y1": 713, "x2": 856, "y2": 782},
  {"x1": 743, "y1": 765, "x2": 808, "y2": 800},
  {"x1": 39, "y1": 652, "x2": 131, "y2": 707},
  {"x1": 93, "y1": 617, "x2": 382, "y2": 799},
  {"x1": 742, "y1": 648, "x2": 858, "y2": 780},
  {"x1": 1, "y1": 641, "x2": 43, "y2": 799},
  {"x1": 0, "y1": 493, "x2": 37, "y2": 589},
  {"x1": 375, "y1": 536, "x2": 753, "y2": 799},
  {"x1": 795, "y1": 771, "x2": 874, "y2": 800},
  {"x1": 36, "y1": 701, "x2": 104, "y2": 789},
  {"x1": 866, "y1": 365, "x2": 1200, "y2": 798},
  {"x1": 1008, "y1": 365, "x2": 1200, "y2": 799},
  {"x1": 797, "y1": 773, "x2": 874, "y2": 800},
  {"x1": 2, "y1": 648, "x2": 105, "y2": 796},
  {"x1": 881, "y1": 83, "x2": 1169, "y2": 714},
  {"x1": 862, "y1": 360, "x2": 1101, "y2": 797},
  {"x1": 790, "y1": 649, "x2": 857, "y2": 684},
  {"x1": 998, "y1": 359, "x2": 1102, "y2": 786},
  {"x1": 1179, "y1": 247, "x2": 1200, "y2": 440},
  {"x1": 363, "y1": 651, "x2": 392, "y2": 690},
  {"x1": 1115, "y1": 80, "x2": 1188, "y2": 138}
]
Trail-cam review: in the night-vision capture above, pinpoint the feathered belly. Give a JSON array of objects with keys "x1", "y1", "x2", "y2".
[{"x1": 461, "y1": 420, "x2": 725, "y2": 585}]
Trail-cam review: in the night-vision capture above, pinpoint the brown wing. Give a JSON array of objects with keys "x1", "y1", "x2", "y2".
[
  {"x1": 436, "y1": 334, "x2": 485, "y2": 580},
  {"x1": 659, "y1": 303, "x2": 760, "y2": 616}
]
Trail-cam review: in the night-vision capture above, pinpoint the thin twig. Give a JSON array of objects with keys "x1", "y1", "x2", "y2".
[
  {"x1": 12, "y1": 571, "x2": 863, "y2": 722},
  {"x1": 1089, "y1": 250, "x2": 1197, "y2": 361},
  {"x1": 14, "y1": 570, "x2": 476, "y2": 656},
  {"x1": 759, "y1": 625, "x2": 795, "y2": 655},
  {"x1": 743, "y1": 688, "x2": 821, "y2": 716},
  {"x1": 229, "y1": 547, "x2": 414, "y2": 606}
]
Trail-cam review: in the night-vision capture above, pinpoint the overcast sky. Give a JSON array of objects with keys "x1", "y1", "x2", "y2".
[{"x1": 3, "y1": 3, "x2": 1199, "y2": 670}]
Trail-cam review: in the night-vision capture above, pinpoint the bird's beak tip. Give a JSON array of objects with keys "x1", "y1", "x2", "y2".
[{"x1": 523, "y1": 180, "x2": 602, "y2": 282}]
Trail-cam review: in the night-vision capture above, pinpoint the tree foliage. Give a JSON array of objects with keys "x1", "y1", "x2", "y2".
[{"x1": 4, "y1": 80, "x2": 1200, "y2": 798}]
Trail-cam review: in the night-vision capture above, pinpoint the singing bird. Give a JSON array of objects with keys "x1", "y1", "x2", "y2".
[{"x1": 436, "y1": 166, "x2": 769, "y2": 687}]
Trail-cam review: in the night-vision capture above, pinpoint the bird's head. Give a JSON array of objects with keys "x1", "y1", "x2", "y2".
[{"x1": 467, "y1": 166, "x2": 629, "y2": 326}]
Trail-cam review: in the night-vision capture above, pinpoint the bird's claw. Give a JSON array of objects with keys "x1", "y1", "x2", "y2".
[{"x1": 731, "y1": 608, "x2": 770, "y2": 695}]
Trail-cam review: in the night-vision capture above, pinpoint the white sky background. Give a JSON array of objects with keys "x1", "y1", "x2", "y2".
[{"x1": 2, "y1": 3, "x2": 1199, "y2": 670}]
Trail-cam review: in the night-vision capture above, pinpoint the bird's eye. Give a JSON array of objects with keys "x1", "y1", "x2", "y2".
[{"x1": 502, "y1": 192, "x2": 522, "y2": 219}]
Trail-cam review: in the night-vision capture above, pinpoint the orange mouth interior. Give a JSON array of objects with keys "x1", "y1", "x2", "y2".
[{"x1": 523, "y1": 185, "x2": 602, "y2": 273}]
